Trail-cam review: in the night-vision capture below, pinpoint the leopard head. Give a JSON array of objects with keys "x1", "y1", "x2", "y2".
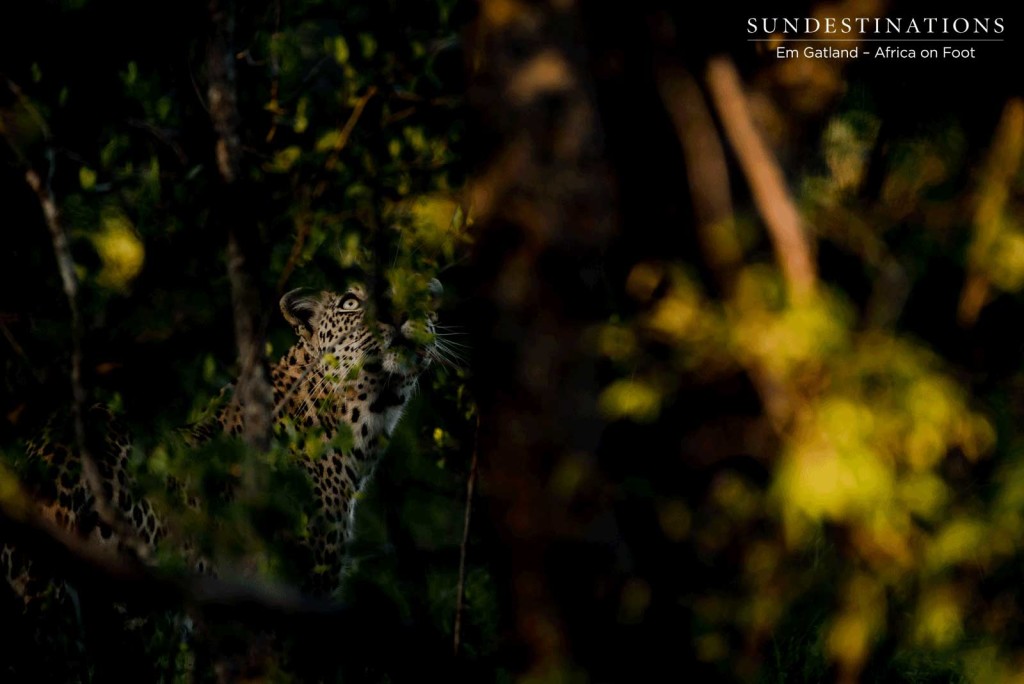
[{"x1": 279, "y1": 278, "x2": 442, "y2": 388}]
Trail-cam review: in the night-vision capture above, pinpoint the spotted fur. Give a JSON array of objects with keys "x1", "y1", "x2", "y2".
[
  {"x1": 2, "y1": 406, "x2": 166, "y2": 610},
  {"x1": 214, "y1": 282, "x2": 440, "y2": 593},
  {"x1": 2, "y1": 280, "x2": 440, "y2": 608}
]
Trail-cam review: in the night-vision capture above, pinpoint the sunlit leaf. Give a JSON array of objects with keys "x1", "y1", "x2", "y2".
[
  {"x1": 92, "y1": 212, "x2": 145, "y2": 291},
  {"x1": 79, "y1": 166, "x2": 96, "y2": 190},
  {"x1": 598, "y1": 379, "x2": 661, "y2": 423}
]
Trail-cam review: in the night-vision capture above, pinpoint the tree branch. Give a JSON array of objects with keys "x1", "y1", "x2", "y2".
[
  {"x1": 207, "y1": 0, "x2": 274, "y2": 458},
  {"x1": 0, "y1": 476, "x2": 345, "y2": 619},
  {"x1": 25, "y1": 167, "x2": 155, "y2": 563},
  {"x1": 705, "y1": 56, "x2": 817, "y2": 303},
  {"x1": 958, "y1": 98, "x2": 1024, "y2": 326},
  {"x1": 655, "y1": 59, "x2": 742, "y2": 294}
]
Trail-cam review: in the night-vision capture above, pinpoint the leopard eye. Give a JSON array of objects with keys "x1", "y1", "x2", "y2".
[{"x1": 340, "y1": 295, "x2": 361, "y2": 311}]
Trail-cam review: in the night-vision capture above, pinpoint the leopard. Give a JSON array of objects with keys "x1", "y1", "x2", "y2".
[
  {"x1": 0, "y1": 278, "x2": 444, "y2": 674},
  {"x1": 209, "y1": 279, "x2": 444, "y2": 593}
]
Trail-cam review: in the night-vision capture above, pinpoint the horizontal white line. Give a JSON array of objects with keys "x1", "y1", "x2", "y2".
[{"x1": 748, "y1": 38, "x2": 1004, "y2": 42}]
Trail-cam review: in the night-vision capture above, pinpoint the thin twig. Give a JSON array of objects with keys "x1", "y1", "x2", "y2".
[
  {"x1": 276, "y1": 213, "x2": 311, "y2": 293},
  {"x1": 264, "y1": 0, "x2": 284, "y2": 143},
  {"x1": 25, "y1": 167, "x2": 153, "y2": 562},
  {"x1": 1, "y1": 318, "x2": 41, "y2": 382},
  {"x1": 323, "y1": 86, "x2": 378, "y2": 173},
  {"x1": 308, "y1": 87, "x2": 377, "y2": 198},
  {"x1": 2, "y1": 75, "x2": 52, "y2": 140},
  {"x1": 280, "y1": 55, "x2": 331, "y2": 106},
  {"x1": 125, "y1": 118, "x2": 189, "y2": 166},
  {"x1": 705, "y1": 56, "x2": 817, "y2": 303},
  {"x1": 453, "y1": 413, "x2": 480, "y2": 657},
  {"x1": 309, "y1": 85, "x2": 382, "y2": 198},
  {"x1": 188, "y1": 54, "x2": 212, "y2": 115}
]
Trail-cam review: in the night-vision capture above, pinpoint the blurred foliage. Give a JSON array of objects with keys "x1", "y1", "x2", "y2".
[{"x1": 587, "y1": 26, "x2": 1024, "y2": 678}]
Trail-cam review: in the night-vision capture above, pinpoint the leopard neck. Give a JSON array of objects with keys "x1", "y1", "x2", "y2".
[
  {"x1": 201, "y1": 308, "x2": 431, "y2": 595},
  {"x1": 269, "y1": 337, "x2": 419, "y2": 472},
  {"x1": 268, "y1": 337, "x2": 422, "y2": 594}
]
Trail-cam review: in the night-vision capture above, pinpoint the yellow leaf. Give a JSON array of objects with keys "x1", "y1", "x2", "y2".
[
  {"x1": 269, "y1": 146, "x2": 301, "y2": 172},
  {"x1": 897, "y1": 472, "x2": 949, "y2": 520},
  {"x1": 913, "y1": 586, "x2": 963, "y2": 647},
  {"x1": 359, "y1": 33, "x2": 377, "y2": 59},
  {"x1": 79, "y1": 166, "x2": 96, "y2": 190},
  {"x1": 927, "y1": 519, "x2": 986, "y2": 570},
  {"x1": 293, "y1": 97, "x2": 309, "y2": 134},
  {"x1": 93, "y1": 213, "x2": 144, "y2": 291},
  {"x1": 333, "y1": 36, "x2": 350, "y2": 64},
  {"x1": 625, "y1": 262, "x2": 664, "y2": 302},
  {"x1": 598, "y1": 379, "x2": 661, "y2": 422},
  {"x1": 596, "y1": 324, "x2": 636, "y2": 361},
  {"x1": 315, "y1": 130, "x2": 343, "y2": 152},
  {"x1": 828, "y1": 612, "x2": 869, "y2": 668}
]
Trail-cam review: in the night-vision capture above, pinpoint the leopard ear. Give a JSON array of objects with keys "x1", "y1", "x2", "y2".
[{"x1": 280, "y1": 288, "x2": 319, "y2": 338}]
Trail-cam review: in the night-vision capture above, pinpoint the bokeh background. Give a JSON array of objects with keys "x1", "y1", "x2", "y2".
[{"x1": 4, "y1": 0, "x2": 1024, "y2": 681}]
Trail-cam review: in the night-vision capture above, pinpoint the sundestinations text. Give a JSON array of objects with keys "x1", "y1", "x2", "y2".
[{"x1": 748, "y1": 17, "x2": 1004, "y2": 36}]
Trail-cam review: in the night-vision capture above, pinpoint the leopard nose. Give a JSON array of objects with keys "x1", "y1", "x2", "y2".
[{"x1": 427, "y1": 278, "x2": 443, "y2": 299}]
